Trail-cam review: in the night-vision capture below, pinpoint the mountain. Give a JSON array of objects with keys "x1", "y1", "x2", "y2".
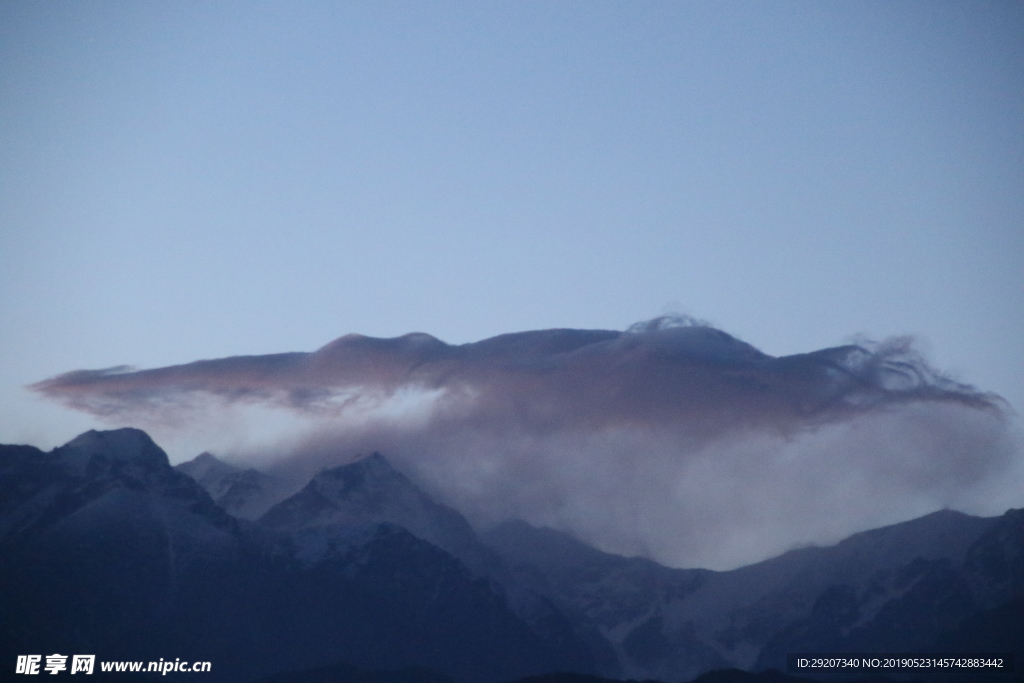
[
  {"x1": 175, "y1": 451, "x2": 281, "y2": 520},
  {"x1": 0, "y1": 429, "x2": 246, "y2": 673},
  {"x1": 933, "y1": 508, "x2": 1024, "y2": 654},
  {"x1": 0, "y1": 429, "x2": 237, "y2": 545},
  {"x1": 749, "y1": 509, "x2": 1011, "y2": 667},
  {"x1": 0, "y1": 429, "x2": 607, "y2": 683},
  {"x1": 256, "y1": 453, "x2": 615, "y2": 676},
  {"x1": 754, "y1": 507, "x2": 1024, "y2": 670},
  {"x1": 259, "y1": 454, "x2": 493, "y2": 574},
  {"x1": 482, "y1": 520, "x2": 717, "y2": 678},
  {"x1": 2, "y1": 429, "x2": 1020, "y2": 683},
  {"x1": 482, "y1": 510, "x2": 1017, "y2": 682}
]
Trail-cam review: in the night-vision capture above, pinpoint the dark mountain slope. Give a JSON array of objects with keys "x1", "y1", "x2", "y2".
[
  {"x1": 482, "y1": 511, "x2": 1006, "y2": 681},
  {"x1": 753, "y1": 508, "x2": 1023, "y2": 670},
  {"x1": 256, "y1": 454, "x2": 614, "y2": 677},
  {"x1": 3, "y1": 429, "x2": 1019, "y2": 683},
  {"x1": 0, "y1": 430, "x2": 604, "y2": 683}
]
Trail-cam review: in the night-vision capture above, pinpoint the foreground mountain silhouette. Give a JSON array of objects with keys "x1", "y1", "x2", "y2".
[
  {"x1": 0, "y1": 429, "x2": 594, "y2": 682},
  {"x1": 2, "y1": 429, "x2": 1022, "y2": 683}
]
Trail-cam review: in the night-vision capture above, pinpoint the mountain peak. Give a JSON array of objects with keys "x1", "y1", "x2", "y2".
[
  {"x1": 0, "y1": 429, "x2": 237, "y2": 547},
  {"x1": 310, "y1": 452, "x2": 410, "y2": 498},
  {"x1": 175, "y1": 451, "x2": 279, "y2": 520},
  {"x1": 177, "y1": 451, "x2": 239, "y2": 479},
  {"x1": 196, "y1": 451, "x2": 227, "y2": 465},
  {"x1": 260, "y1": 453, "x2": 492, "y2": 573},
  {"x1": 264, "y1": 453, "x2": 426, "y2": 527},
  {"x1": 57, "y1": 428, "x2": 169, "y2": 474}
]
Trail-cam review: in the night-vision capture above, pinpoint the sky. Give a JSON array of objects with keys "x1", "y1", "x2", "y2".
[{"x1": 1, "y1": 1, "x2": 1022, "y2": 567}]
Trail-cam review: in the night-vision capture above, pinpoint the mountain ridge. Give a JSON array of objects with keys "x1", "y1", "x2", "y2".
[
  {"x1": 0, "y1": 429, "x2": 605, "y2": 683},
  {"x1": 2, "y1": 428, "x2": 1020, "y2": 683},
  {"x1": 175, "y1": 451, "x2": 284, "y2": 520}
]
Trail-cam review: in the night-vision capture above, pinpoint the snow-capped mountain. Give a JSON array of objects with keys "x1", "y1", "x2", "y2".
[
  {"x1": 2, "y1": 428, "x2": 1021, "y2": 683},
  {"x1": 0, "y1": 430, "x2": 604, "y2": 683},
  {"x1": 482, "y1": 509, "x2": 1021, "y2": 681},
  {"x1": 175, "y1": 451, "x2": 281, "y2": 520},
  {"x1": 0, "y1": 429, "x2": 246, "y2": 676},
  {"x1": 259, "y1": 453, "x2": 495, "y2": 574},
  {"x1": 254, "y1": 453, "x2": 616, "y2": 675},
  {"x1": 0, "y1": 428, "x2": 237, "y2": 546}
]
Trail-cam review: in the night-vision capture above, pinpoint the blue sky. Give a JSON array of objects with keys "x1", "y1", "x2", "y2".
[{"x1": 2, "y1": 0, "x2": 1022, "y2": 452}]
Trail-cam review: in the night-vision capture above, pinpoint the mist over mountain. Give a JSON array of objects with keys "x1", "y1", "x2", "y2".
[
  {"x1": 175, "y1": 452, "x2": 285, "y2": 520},
  {"x1": 2, "y1": 428, "x2": 1021, "y2": 683},
  {"x1": 0, "y1": 429, "x2": 602, "y2": 683},
  {"x1": 30, "y1": 318, "x2": 1021, "y2": 569}
]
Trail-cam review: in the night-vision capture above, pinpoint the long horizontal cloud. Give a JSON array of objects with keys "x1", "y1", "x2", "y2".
[
  {"x1": 31, "y1": 316, "x2": 999, "y2": 432},
  {"x1": 30, "y1": 317, "x2": 1016, "y2": 569}
]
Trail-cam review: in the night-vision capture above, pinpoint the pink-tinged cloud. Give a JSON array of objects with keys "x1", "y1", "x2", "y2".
[
  {"x1": 30, "y1": 317, "x2": 999, "y2": 433},
  {"x1": 29, "y1": 317, "x2": 1018, "y2": 570}
]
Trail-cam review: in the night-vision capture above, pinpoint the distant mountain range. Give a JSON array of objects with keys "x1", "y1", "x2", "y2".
[{"x1": 1, "y1": 429, "x2": 1021, "y2": 683}]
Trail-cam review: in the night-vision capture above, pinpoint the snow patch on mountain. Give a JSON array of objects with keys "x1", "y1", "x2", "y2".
[
  {"x1": 176, "y1": 451, "x2": 283, "y2": 519},
  {"x1": 260, "y1": 453, "x2": 496, "y2": 574}
]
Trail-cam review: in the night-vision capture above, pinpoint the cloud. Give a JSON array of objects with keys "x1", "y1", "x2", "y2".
[
  {"x1": 31, "y1": 316, "x2": 998, "y2": 429},
  {"x1": 30, "y1": 316, "x2": 1020, "y2": 569}
]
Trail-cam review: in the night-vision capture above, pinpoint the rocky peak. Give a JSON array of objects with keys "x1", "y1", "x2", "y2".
[
  {"x1": 175, "y1": 451, "x2": 279, "y2": 520},
  {"x1": 55, "y1": 428, "x2": 170, "y2": 478},
  {"x1": 177, "y1": 451, "x2": 238, "y2": 478},
  {"x1": 0, "y1": 429, "x2": 236, "y2": 547},
  {"x1": 307, "y1": 452, "x2": 415, "y2": 505},
  {"x1": 263, "y1": 453, "x2": 441, "y2": 528},
  {"x1": 260, "y1": 453, "x2": 493, "y2": 574}
]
